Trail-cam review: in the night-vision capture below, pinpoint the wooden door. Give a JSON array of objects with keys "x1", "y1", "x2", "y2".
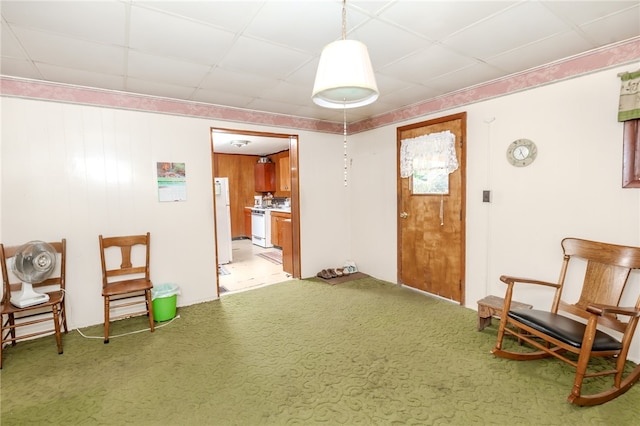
[{"x1": 397, "y1": 112, "x2": 466, "y2": 303}]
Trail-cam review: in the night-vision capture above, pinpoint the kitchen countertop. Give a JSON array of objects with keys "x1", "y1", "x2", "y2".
[{"x1": 246, "y1": 206, "x2": 291, "y2": 213}]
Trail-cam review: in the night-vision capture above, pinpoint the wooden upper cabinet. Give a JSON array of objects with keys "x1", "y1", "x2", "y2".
[
  {"x1": 255, "y1": 162, "x2": 276, "y2": 192},
  {"x1": 279, "y1": 155, "x2": 291, "y2": 192}
]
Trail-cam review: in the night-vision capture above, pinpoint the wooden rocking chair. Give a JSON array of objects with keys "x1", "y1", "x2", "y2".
[{"x1": 492, "y1": 237, "x2": 640, "y2": 406}]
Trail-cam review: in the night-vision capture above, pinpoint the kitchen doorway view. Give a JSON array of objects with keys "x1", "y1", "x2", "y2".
[
  {"x1": 211, "y1": 128, "x2": 300, "y2": 295},
  {"x1": 218, "y1": 239, "x2": 290, "y2": 293}
]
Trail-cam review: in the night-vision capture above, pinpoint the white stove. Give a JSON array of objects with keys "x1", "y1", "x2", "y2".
[{"x1": 251, "y1": 208, "x2": 272, "y2": 248}]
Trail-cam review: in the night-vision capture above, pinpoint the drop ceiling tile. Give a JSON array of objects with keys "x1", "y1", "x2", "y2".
[
  {"x1": 36, "y1": 63, "x2": 125, "y2": 91},
  {"x1": 190, "y1": 87, "x2": 255, "y2": 110},
  {"x1": 443, "y1": 1, "x2": 570, "y2": 59},
  {"x1": 1, "y1": 1, "x2": 127, "y2": 45},
  {"x1": 11, "y1": 27, "x2": 125, "y2": 75},
  {"x1": 379, "y1": 44, "x2": 477, "y2": 85},
  {"x1": 1, "y1": 24, "x2": 26, "y2": 58},
  {"x1": 380, "y1": 1, "x2": 516, "y2": 41},
  {"x1": 198, "y1": 68, "x2": 277, "y2": 95},
  {"x1": 542, "y1": 1, "x2": 639, "y2": 26},
  {"x1": 126, "y1": 77, "x2": 198, "y2": 100},
  {"x1": 580, "y1": 7, "x2": 640, "y2": 45},
  {"x1": 353, "y1": 17, "x2": 435, "y2": 69},
  {"x1": 246, "y1": 97, "x2": 306, "y2": 117},
  {"x1": 380, "y1": 84, "x2": 442, "y2": 109},
  {"x1": 426, "y1": 62, "x2": 507, "y2": 94},
  {"x1": 136, "y1": 1, "x2": 263, "y2": 33},
  {"x1": 373, "y1": 72, "x2": 419, "y2": 95},
  {"x1": 487, "y1": 31, "x2": 592, "y2": 74},
  {"x1": 216, "y1": 35, "x2": 313, "y2": 79},
  {"x1": 127, "y1": 51, "x2": 210, "y2": 87},
  {"x1": 259, "y1": 80, "x2": 314, "y2": 107},
  {"x1": 284, "y1": 58, "x2": 322, "y2": 86},
  {"x1": 244, "y1": 1, "x2": 349, "y2": 54},
  {"x1": 129, "y1": 5, "x2": 236, "y2": 65},
  {"x1": 0, "y1": 57, "x2": 42, "y2": 79}
]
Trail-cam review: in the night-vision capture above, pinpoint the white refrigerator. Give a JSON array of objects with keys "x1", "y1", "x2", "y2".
[{"x1": 214, "y1": 177, "x2": 232, "y2": 264}]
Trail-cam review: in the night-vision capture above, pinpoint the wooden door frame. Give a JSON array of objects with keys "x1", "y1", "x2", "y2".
[
  {"x1": 396, "y1": 112, "x2": 467, "y2": 304},
  {"x1": 210, "y1": 128, "x2": 302, "y2": 293}
]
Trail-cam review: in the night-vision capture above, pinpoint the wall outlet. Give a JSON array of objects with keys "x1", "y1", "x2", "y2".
[{"x1": 483, "y1": 190, "x2": 491, "y2": 203}]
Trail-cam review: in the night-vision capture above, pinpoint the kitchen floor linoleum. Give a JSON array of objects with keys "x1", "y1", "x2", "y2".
[{"x1": 219, "y1": 239, "x2": 291, "y2": 293}]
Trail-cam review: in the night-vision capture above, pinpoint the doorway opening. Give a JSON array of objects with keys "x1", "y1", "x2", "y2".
[{"x1": 210, "y1": 127, "x2": 301, "y2": 296}]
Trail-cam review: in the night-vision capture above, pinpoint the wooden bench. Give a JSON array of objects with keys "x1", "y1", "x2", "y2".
[{"x1": 477, "y1": 295, "x2": 532, "y2": 331}]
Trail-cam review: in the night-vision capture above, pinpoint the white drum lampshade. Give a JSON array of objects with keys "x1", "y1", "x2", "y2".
[{"x1": 312, "y1": 39, "x2": 379, "y2": 109}]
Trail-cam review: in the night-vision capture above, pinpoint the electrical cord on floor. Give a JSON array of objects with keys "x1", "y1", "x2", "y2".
[
  {"x1": 62, "y1": 288, "x2": 181, "y2": 340},
  {"x1": 75, "y1": 314, "x2": 181, "y2": 340}
]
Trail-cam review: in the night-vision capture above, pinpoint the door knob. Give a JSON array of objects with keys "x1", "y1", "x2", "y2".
[{"x1": 400, "y1": 212, "x2": 408, "y2": 218}]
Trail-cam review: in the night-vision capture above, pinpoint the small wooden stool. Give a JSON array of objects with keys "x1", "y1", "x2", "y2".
[{"x1": 477, "y1": 295, "x2": 532, "y2": 331}]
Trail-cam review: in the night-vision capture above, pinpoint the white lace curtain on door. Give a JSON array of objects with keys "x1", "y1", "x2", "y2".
[
  {"x1": 400, "y1": 130, "x2": 458, "y2": 179},
  {"x1": 400, "y1": 130, "x2": 458, "y2": 224}
]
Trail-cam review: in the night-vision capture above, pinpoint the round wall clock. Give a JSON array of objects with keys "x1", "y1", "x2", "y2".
[{"x1": 506, "y1": 138, "x2": 537, "y2": 167}]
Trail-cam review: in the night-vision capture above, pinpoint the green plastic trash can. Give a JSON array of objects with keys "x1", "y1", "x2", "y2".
[{"x1": 151, "y1": 283, "x2": 179, "y2": 322}]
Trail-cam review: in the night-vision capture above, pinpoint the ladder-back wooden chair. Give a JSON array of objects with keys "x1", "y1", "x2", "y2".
[
  {"x1": 0, "y1": 239, "x2": 67, "y2": 369},
  {"x1": 492, "y1": 237, "x2": 640, "y2": 405},
  {"x1": 99, "y1": 233, "x2": 154, "y2": 343}
]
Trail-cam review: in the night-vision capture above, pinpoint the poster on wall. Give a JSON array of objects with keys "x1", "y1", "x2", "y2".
[{"x1": 157, "y1": 162, "x2": 187, "y2": 202}]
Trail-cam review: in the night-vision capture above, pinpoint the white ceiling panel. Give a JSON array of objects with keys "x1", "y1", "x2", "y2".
[
  {"x1": 487, "y1": 31, "x2": 592, "y2": 74},
  {"x1": 37, "y1": 64, "x2": 125, "y2": 91},
  {"x1": 380, "y1": 43, "x2": 480, "y2": 86},
  {"x1": 443, "y1": 2, "x2": 572, "y2": 60},
  {"x1": 198, "y1": 67, "x2": 278, "y2": 94},
  {"x1": 216, "y1": 35, "x2": 313, "y2": 79},
  {"x1": 542, "y1": 1, "x2": 638, "y2": 25},
  {"x1": 1, "y1": 24, "x2": 25, "y2": 58},
  {"x1": 380, "y1": 1, "x2": 516, "y2": 41},
  {"x1": 129, "y1": 5, "x2": 237, "y2": 64},
  {"x1": 354, "y1": 16, "x2": 435, "y2": 69},
  {"x1": 0, "y1": 57, "x2": 40, "y2": 79},
  {"x1": 1, "y1": 1, "x2": 127, "y2": 45},
  {"x1": 244, "y1": 1, "x2": 346, "y2": 53},
  {"x1": 138, "y1": 1, "x2": 265, "y2": 33},
  {"x1": 125, "y1": 77, "x2": 199, "y2": 100},
  {"x1": 580, "y1": 6, "x2": 640, "y2": 45},
  {"x1": 127, "y1": 51, "x2": 210, "y2": 87},
  {"x1": 190, "y1": 88, "x2": 255, "y2": 110},
  {"x1": 11, "y1": 27, "x2": 125, "y2": 74}
]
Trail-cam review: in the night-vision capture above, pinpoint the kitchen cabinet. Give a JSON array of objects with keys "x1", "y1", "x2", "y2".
[
  {"x1": 244, "y1": 207, "x2": 252, "y2": 238},
  {"x1": 279, "y1": 155, "x2": 291, "y2": 192},
  {"x1": 254, "y1": 162, "x2": 275, "y2": 192},
  {"x1": 281, "y1": 219, "x2": 293, "y2": 274},
  {"x1": 269, "y1": 211, "x2": 290, "y2": 248}
]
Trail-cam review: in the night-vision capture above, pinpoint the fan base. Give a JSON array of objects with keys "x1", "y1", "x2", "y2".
[{"x1": 10, "y1": 283, "x2": 50, "y2": 308}]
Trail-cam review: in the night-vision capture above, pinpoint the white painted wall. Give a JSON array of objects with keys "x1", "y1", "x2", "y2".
[{"x1": 348, "y1": 64, "x2": 640, "y2": 361}]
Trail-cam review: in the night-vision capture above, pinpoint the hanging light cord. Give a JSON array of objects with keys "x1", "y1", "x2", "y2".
[
  {"x1": 341, "y1": 0, "x2": 349, "y2": 186},
  {"x1": 343, "y1": 107, "x2": 348, "y2": 186},
  {"x1": 341, "y1": 0, "x2": 347, "y2": 40}
]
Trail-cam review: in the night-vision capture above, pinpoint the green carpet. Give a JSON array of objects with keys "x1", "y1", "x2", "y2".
[{"x1": 1, "y1": 277, "x2": 639, "y2": 425}]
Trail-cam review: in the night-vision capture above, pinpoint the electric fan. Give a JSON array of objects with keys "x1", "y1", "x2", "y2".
[{"x1": 10, "y1": 240, "x2": 56, "y2": 308}]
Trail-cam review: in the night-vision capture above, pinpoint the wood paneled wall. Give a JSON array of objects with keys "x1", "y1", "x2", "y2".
[{"x1": 213, "y1": 151, "x2": 289, "y2": 238}]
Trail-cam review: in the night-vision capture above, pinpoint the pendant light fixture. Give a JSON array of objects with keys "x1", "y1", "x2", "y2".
[{"x1": 312, "y1": 0, "x2": 378, "y2": 109}]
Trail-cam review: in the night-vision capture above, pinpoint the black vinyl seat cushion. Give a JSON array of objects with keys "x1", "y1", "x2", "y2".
[{"x1": 508, "y1": 308, "x2": 622, "y2": 351}]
